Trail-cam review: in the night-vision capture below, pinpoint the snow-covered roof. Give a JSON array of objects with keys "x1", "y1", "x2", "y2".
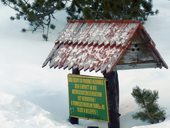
[{"x1": 43, "y1": 20, "x2": 168, "y2": 73}]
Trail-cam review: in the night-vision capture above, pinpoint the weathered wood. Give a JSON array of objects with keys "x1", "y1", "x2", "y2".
[
  {"x1": 103, "y1": 71, "x2": 120, "y2": 128},
  {"x1": 69, "y1": 68, "x2": 80, "y2": 124},
  {"x1": 43, "y1": 20, "x2": 168, "y2": 71},
  {"x1": 115, "y1": 62, "x2": 158, "y2": 70},
  {"x1": 42, "y1": 43, "x2": 60, "y2": 68}
]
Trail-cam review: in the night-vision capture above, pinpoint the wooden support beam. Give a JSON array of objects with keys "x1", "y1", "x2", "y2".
[
  {"x1": 69, "y1": 68, "x2": 80, "y2": 124},
  {"x1": 103, "y1": 71, "x2": 120, "y2": 128}
]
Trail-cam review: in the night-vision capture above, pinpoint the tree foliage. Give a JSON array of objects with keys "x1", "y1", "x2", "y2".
[
  {"x1": 1, "y1": 0, "x2": 158, "y2": 40},
  {"x1": 1, "y1": 0, "x2": 68, "y2": 40},
  {"x1": 132, "y1": 86, "x2": 166, "y2": 124},
  {"x1": 66, "y1": 0, "x2": 158, "y2": 21}
]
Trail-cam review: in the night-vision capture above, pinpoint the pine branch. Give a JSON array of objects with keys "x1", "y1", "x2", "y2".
[{"x1": 132, "y1": 86, "x2": 166, "y2": 124}]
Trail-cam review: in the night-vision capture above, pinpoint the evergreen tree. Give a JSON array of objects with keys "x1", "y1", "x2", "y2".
[
  {"x1": 66, "y1": 0, "x2": 158, "y2": 21},
  {"x1": 1, "y1": 0, "x2": 67, "y2": 40},
  {"x1": 132, "y1": 86, "x2": 166, "y2": 124},
  {"x1": 1, "y1": 0, "x2": 158, "y2": 40}
]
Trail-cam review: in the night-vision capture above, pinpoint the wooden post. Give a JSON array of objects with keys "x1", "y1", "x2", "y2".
[
  {"x1": 69, "y1": 68, "x2": 80, "y2": 124},
  {"x1": 103, "y1": 71, "x2": 120, "y2": 128}
]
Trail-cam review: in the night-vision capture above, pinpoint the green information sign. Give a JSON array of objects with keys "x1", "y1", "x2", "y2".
[{"x1": 68, "y1": 74, "x2": 109, "y2": 121}]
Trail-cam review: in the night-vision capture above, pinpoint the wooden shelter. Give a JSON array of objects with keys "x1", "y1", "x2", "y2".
[
  {"x1": 42, "y1": 20, "x2": 168, "y2": 128},
  {"x1": 42, "y1": 20, "x2": 168, "y2": 71}
]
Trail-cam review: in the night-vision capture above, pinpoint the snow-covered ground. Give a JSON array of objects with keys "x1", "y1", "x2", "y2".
[
  {"x1": 0, "y1": 91, "x2": 78, "y2": 128},
  {"x1": 0, "y1": 0, "x2": 170, "y2": 128}
]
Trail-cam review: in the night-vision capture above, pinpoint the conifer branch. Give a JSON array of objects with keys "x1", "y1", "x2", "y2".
[{"x1": 132, "y1": 86, "x2": 166, "y2": 124}]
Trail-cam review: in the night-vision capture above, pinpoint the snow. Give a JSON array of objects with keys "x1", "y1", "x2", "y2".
[
  {"x1": 0, "y1": 0, "x2": 170, "y2": 128},
  {"x1": 133, "y1": 120, "x2": 170, "y2": 128},
  {"x1": 0, "y1": 91, "x2": 79, "y2": 128},
  {"x1": 57, "y1": 21, "x2": 138, "y2": 46}
]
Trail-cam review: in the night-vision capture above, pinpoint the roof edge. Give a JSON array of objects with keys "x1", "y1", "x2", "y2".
[
  {"x1": 149, "y1": 41, "x2": 168, "y2": 69},
  {"x1": 139, "y1": 27, "x2": 168, "y2": 69},
  {"x1": 67, "y1": 20, "x2": 141, "y2": 24}
]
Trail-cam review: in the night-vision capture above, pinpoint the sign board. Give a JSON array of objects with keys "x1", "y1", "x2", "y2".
[{"x1": 68, "y1": 74, "x2": 109, "y2": 121}]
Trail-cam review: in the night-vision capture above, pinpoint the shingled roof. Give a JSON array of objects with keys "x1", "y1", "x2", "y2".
[{"x1": 42, "y1": 20, "x2": 168, "y2": 73}]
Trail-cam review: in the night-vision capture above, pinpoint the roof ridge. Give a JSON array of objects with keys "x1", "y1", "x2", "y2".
[{"x1": 67, "y1": 20, "x2": 141, "y2": 24}]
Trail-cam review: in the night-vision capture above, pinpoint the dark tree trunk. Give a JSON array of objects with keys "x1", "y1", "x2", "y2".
[
  {"x1": 69, "y1": 68, "x2": 80, "y2": 124},
  {"x1": 103, "y1": 71, "x2": 120, "y2": 128}
]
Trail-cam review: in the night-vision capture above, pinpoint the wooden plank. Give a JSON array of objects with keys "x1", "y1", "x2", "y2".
[
  {"x1": 103, "y1": 71, "x2": 120, "y2": 128},
  {"x1": 69, "y1": 68, "x2": 80, "y2": 124},
  {"x1": 42, "y1": 43, "x2": 59, "y2": 68},
  {"x1": 115, "y1": 62, "x2": 158, "y2": 70}
]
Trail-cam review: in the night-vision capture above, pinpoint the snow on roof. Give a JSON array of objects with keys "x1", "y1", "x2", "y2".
[
  {"x1": 56, "y1": 20, "x2": 139, "y2": 46},
  {"x1": 43, "y1": 20, "x2": 168, "y2": 73}
]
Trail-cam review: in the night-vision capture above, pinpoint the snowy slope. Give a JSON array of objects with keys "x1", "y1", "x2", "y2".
[
  {"x1": 0, "y1": 91, "x2": 77, "y2": 128},
  {"x1": 0, "y1": 0, "x2": 170, "y2": 128},
  {"x1": 133, "y1": 119, "x2": 170, "y2": 128}
]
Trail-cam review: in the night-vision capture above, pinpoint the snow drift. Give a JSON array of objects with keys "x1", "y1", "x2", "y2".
[
  {"x1": 0, "y1": 0, "x2": 170, "y2": 128},
  {"x1": 0, "y1": 91, "x2": 76, "y2": 128}
]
